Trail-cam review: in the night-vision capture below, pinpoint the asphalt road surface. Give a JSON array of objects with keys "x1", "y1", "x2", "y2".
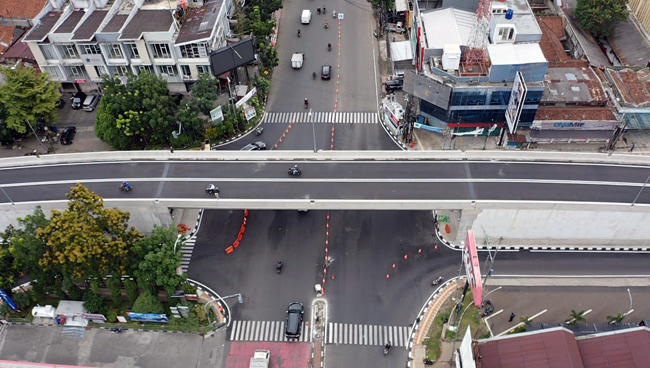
[{"x1": 3, "y1": 161, "x2": 650, "y2": 205}]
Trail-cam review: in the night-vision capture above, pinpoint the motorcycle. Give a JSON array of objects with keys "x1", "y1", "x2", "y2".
[
  {"x1": 432, "y1": 276, "x2": 444, "y2": 285},
  {"x1": 298, "y1": 30, "x2": 301, "y2": 37},
  {"x1": 255, "y1": 127, "x2": 264, "y2": 136},
  {"x1": 119, "y1": 184, "x2": 132, "y2": 192},
  {"x1": 324, "y1": 21, "x2": 328, "y2": 29},
  {"x1": 383, "y1": 343, "x2": 391, "y2": 356},
  {"x1": 323, "y1": 5, "x2": 326, "y2": 12},
  {"x1": 328, "y1": 43, "x2": 331, "y2": 51},
  {"x1": 288, "y1": 166, "x2": 302, "y2": 176},
  {"x1": 313, "y1": 72, "x2": 317, "y2": 80},
  {"x1": 110, "y1": 327, "x2": 123, "y2": 333},
  {"x1": 481, "y1": 306, "x2": 495, "y2": 317},
  {"x1": 333, "y1": 10, "x2": 337, "y2": 18},
  {"x1": 304, "y1": 99, "x2": 309, "y2": 109},
  {"x1": 276, "y1": 261, "x2": 283, "y2": 274},
  {"x1": 206, "y1": 184, "x2": 218, "y2": 194},
  {"x1": 317, "y1": 7, "x2": 321, "y2": 15}
]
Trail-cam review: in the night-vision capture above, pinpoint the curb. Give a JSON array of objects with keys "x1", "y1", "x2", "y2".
[
  {"x1": 407, "y1": 278, "x2": 461, "y2": 367},
  {"x1": 186, "y1": 278, "x2": 230, "y2": 330},
  {"x1": 209, "y1": 110, "x2": 267, "y2": 149}
]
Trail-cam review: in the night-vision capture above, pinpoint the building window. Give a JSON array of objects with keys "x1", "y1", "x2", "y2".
[
  {"x1": 159, "y1": 65, "x2": 177, "y2": 76},
  {"x1": 69, "y1": 66, "x2": 84, "y2": 77},
  {"x1": 59, "y1": 44, "x2": 80, "y2": 59},
  {"x1": 138, "y1": 65, "x2": 154, "y2": 74},
  {"x1": 40, "y1": 44, "x2": 56, "y2": 60},
  {"x1": 43, "y1": 66, "x2": 63, "y2": 79},
  {"x1": 81, "y1": 44, "x2": 101, "y2": 55},
  {"x1": 127, "y1": 44, "x2": 140, "y2": 59},
  {"x1": 114, "y1": 65, "x2": 130, "y2": 76},
  {"x1": 451, "y1": 91, "x2": 486, "y2": 106},
  {"x1": 151, "y1": 43, "x2": 172, "y2": 59},
  {"x1": 94, "y1": 66, "x2": 108, "y2": 77},
  {"x1": 106, "y1": 43, "x2": 124, "y2": 59},
  {"x1": 180, "y1": 43, "x2": 207, "y2": 58},
  {"x1": 197, "y1": 65, "x2": 211, "y2": 74},
  {"x1": 180, "y1": 65, "x2": 191, "y2": 77}
]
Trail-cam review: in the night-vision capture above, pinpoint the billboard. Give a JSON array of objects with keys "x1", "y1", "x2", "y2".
[
  {"x1": 504, "y1": 71, "x2": 527, "y2": 134},
  {"x1": 209, "y1": 38, "x2": 256, "y2": 77},
  {"x1": 0, "y1": 289, "x2": 17, "y2": 310},
  {"x1": 462, "y1": 230, "x2": 482, "y2": 307},
  {"x1": 127, "y1": 312, "x2": 169, "y2": 323}
]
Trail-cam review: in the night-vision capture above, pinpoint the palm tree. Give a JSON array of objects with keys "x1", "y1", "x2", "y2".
[
  {"x1": 607, "y1": 312, "x2": 625, "y2": 324},
  {"x1": 519, "y1": 316, "x2": 533, "y2": 326},
  {"x1": 566, "y1": 309, "x2": 587, "y2": 326}
]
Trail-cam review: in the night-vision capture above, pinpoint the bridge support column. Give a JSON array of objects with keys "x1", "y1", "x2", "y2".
[{"x1": 454, "y1": 209, "x2": 481, "y2": 244}]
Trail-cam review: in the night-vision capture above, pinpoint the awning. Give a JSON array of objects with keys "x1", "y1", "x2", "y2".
[
  {"x1": 395, "y1": 0, "x2": 407, "y2": 12},
  {"x1": 390, "y1": 41, "x2": 413, "y2": 62}
]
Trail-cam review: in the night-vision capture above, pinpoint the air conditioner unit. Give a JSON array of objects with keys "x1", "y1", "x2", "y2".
[
  {"x1": 161, "y1": 73, "x2": 169, "y2": 77},
  {"x1": 182, "y1": 75, "x2": 192, "y2": 80}
]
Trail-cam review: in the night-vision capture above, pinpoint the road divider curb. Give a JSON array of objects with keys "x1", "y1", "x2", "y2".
[{"x1": 224, "y1": 210, "x2": 249, "y2": 254}]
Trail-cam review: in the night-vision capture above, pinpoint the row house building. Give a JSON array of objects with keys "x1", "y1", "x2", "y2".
[{"x1": 22, "y1": 0, "x2": 235, "y2": 94}]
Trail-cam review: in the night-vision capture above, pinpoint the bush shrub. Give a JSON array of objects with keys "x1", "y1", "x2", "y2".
[
  {"x1": 132, "y1": 291, "x2": 164, "y2": 314},
  {"x1": 82, "y1": 291, "x2": 104, "y2": 313},
  {"x1": 123, "y1": 279, "x2": 138, "y2": 303}
]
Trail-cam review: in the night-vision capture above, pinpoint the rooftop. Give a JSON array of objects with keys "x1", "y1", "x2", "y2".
[
  {"x1": 119, "y1": 9, "x2": 174, "y2": 40},
  {"x1": 53, "y1": 10, "x2": 85, "y2": 34},
  {"x1": 477, "y1": 327, "x2": 584, "y2": 368},
  {"x1": 72, "y1": 10, "x2": 109, "y2": 41},
  {"x1": 493, "y1": 0, "x2": 541, "y2": 37},
  {"x1": 0, "y1": 25, "x2": 15, "y2": 53},
  {"x1": 535, "y1": 106, "x2": 616, "y2": 121},
  {"x1": 23, "y1": 11, "x2": 62, "y2": 42},
  {"x1": 176, "y1": 0, "x2": 225, "y2": 46},
  {"x1": 488, "y1": 43, "x2": 547, "y2": 66},
  {"x1": 577, "y1": 328, "x2": 650, "y2": 368},
  {"x1": 541, "y1": 67, "x2": 607, "y2": 105},
  {"x1": 421, "y1": 7, "x2": 474, "y2": 50},
  {"x1": 606, "y1": 68, "x2": 650, "y2": 108},
  {"x1": 1, "y1": 29, "x2": 36, "y2": 62},
  {"x1": 102, "y1": 13, "x2": 129, "y2": 33},
  {"x1": 0, "y1": 0, "x2": 47, "y2": 20},
  {"x1": 537, "y1": 16, "x2": 587, "y2": 68}
]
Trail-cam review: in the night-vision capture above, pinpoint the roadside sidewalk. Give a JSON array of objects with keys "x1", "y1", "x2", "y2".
[{"x1": 410, "y1": 279, "x2": 462, "y2": 368}]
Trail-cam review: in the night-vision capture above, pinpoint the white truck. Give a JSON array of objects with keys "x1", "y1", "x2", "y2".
[
  {"x1": 291, "y1": 53, "x2": 304, "y2": 69},
  {"x1": 249, "y1": 349, "x2": 270, "y2": 368}
]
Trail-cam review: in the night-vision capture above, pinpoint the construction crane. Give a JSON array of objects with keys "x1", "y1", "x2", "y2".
[{"x1": 460, "y1": 0, "x2": 492, "y2": 76}]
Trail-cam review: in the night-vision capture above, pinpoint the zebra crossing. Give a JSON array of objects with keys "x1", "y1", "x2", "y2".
[
  {"x1": 262, "y1": 112, "x2": 378, "y2": 124},
  {"x1": 179, "y1": 237, "x2": 195, "y2": 274},
  {"x1": 61, "y1": 326, "x2": 86, "y2": 339},
  {"x1": 229, "y1": 320, "x2": 311, "y2": 342},
  {"x1": 228, "y1": 320, "x2": 411, "y2": 347},
  {"x1": 327, "y1": 323, "x2": 411, "y2": 347}
]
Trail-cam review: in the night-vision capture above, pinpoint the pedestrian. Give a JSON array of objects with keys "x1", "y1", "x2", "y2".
[
  {"x1": 629, "y1": 143, "x2": 635, "y2": 152},
  {"x1": 509, "y1": 312, "x2": 515, "y2": 322}
]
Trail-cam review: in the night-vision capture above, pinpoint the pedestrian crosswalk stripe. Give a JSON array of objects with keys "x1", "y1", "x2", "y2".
[
  {"x1": 228, "y1": 320, "x2": 311, "y2": 342},
  {"x1": 325, "y1": 323, "x2": 411, "y2": 347},
  {"x1": 262, "y1": 112, "x2": 378, "y2": 124}
]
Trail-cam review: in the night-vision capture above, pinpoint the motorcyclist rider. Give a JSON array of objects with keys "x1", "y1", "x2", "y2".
[
  {"x1": 304, "y1": 98, "x2": 309, "y2": 107},
  {"x1": 325, "y1": 20, "x2": 329, "y2": 28},
  {"x1": 328, "y1": 43, "x2": 332, "y2": 51},
  {"x1": 317, "y1": 7, "x2": 320, "y2": 14},
  {"x1": 298, "y1": 29, "x2": 301, "y2": 37},
  {"x1": 121, "y1": 181, "x2": 131, "y2": 191}
]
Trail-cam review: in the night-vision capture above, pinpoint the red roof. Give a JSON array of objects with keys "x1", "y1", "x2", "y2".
[
  {"x1": 478, "y1": 328, "x2": 585, "y2": 368},
  {"x1": 577, "y1": 328, "x2": 650, "y2": 368}
]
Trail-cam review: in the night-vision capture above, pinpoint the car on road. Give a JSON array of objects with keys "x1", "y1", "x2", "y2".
[
  {"x1": 385, "y1": 79, "x2": 403, "y2": 92},
  {"x1": 321, "y1": 64, "x2": 331, "y2": 80},
  {"x1": 70, "y1": 92, "x2": 86, "y2": 109},
  {"x1": 60, "y1": 126, "x2": 76, "y2": 145},
  {"x1": 241, "y1": 141, "x2": 266, "y2": 151},
  {"x1": 285, "y1": 302, "x2": 304, "y2": 338}
]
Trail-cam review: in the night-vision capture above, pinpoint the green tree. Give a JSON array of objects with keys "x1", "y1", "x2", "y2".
[
  {"x1": 95, "y1": 99, "x2": 133, "y2": 150},
  {"x1": 0, "y1": 65, "x2": 61, "y2": 133},
  {"x1": 107, "y1": 277, "x2": 123, "y2": 305},
  {"x1": 123, "y1": 278, "x2": 139, "y2": 303},
  {"x1": 257, "y1": 40, "x2": 279, "y2": 69},
  {"x1": 249, "y1": 6, "x2": 276, "y2": 37},
  {"x1": 133, "y1": 225, "x2": 184, "y2": 296},
  {"x1": 566, "y1": 309, "x2": 587, "y2": 326},
  {"x1": 574, "y1": 0, "x2": 628, "y2": 38},
  {"x1": 519, "y1": 316, "x2": 533, "y2": 326},
  {"x1": 132, "y1": 290, "x2": 164, "y2": 313},
  {"x1": 245, "y1": 0, "x2": 282, "y2": 21},
  {"x1": 607, "y1": 312, "x2": 625, "y2": 324},
  {"x1": 254, "y1": 75, "x2": 271, "y2": 103},
  {"x1": 175, "y1": 99, "x2": 206, "y2": 140},
  {"x1": 191, "y1": 73, "x2": 219, "y2": 115},
  {"x1": 36, "y1": 184, "x2": 144, "y2": 280},
  {"x1": 367, "y1": 0, "x2": 394, "y2": 10},
  {"x1": 10, "y1": 291, "x2": 31, "y2": 310},
  {"x1": 82, "y1": 291, "x2": 104, "y2": 313}
]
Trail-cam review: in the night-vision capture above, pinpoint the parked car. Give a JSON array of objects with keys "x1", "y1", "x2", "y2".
[
  {"x1": 70, "y1": 92, "x2": 87, "y2": 109},
  {"x1": 241, "y1": 141, "x2": 266, "y2": 151},
  {"x1": 285, "y1": 302, "x2": 304, "y2": 338},
  {"x1": 388, "y1": 22, "x2": 406, "y2": 33},
  {"x1": 385, "y1": 79, "x2": 403, "y2": 92},
  {"x1": 60, "y1": 126, "x2": 76, "y2": 145},
  {"x1": 82, "y1": 94, "x2": 99, "y2": 112},
  {"x1": 321, "y1": 64, "x2": 331, "y2": 80}
]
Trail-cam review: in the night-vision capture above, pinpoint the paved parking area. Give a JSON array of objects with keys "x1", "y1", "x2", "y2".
[{"x1": 479, "y1": 278, "x2": 650, "y2": 336}]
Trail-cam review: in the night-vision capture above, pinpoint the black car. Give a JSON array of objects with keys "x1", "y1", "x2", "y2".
[
  {"x1": 321, "y1": 64, "x2": 331, "y2": 80},
  {"x1": 285, "y1": 302, "x2": 304, "y2": 338},
  {"x1": 60, "y1": 126, "x2": 76, "y2": 145},
  {"x1": 70, "y1": 92, "x2": 86, "y2": 109},
  {"x1": 385, "y1": 79, "x2": 403, "y2": 92}
]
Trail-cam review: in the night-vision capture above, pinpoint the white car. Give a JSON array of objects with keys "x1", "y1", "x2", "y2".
[{"x1": 301, "y1": 9, "x2": 311, "y2": 24}]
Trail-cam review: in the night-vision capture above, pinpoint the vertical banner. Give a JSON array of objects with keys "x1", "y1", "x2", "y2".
[
  {"x1": 505, "y1": 71, "x2": 527, "y2": 134},
  {"x1": 462, "y1": 230, "x2": 483, "y2": 307}
]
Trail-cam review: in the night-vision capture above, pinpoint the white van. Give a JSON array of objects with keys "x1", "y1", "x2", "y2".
[
  {"x1": 82, "y1": 94, "x2": 99, "y2": 112},
  {"x1": 301, "y1": 10, "x2": 311, "y2": 24}
]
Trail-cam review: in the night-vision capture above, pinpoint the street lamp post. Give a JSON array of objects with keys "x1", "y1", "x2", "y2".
[
  {"x1": 623, "y1": 288, "x2": 634, "y2": 316},
  {"x1": 173, "y1": 233, "x2": 183, "y2": 254},
  {"x1": 309, "y1": 109, "x2": 316, "y2": 152}
]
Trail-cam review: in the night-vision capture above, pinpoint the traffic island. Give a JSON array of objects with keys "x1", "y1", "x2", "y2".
[{"x1": 310, "y1": 298, "x2": 327, "y2": 368}]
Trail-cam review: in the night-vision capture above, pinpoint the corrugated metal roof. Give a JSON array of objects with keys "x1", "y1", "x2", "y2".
[
  {"x1": 421, "y1": 8, "x2": 474, "y2": 50},
  {"x1": 478, "y1": 328, "x2": 584, "y2": 368},
  {"x1": 23, "y1": 11, "x2": 62, "y2": 41},
  {"x1": 577, "y1": 327, "x2": 650, "y2": 368},
  {"x1": 119, "y1": 9, "x2": 173, "y2": 40},
  {"x1": 487, "y1": 43, "x2": 547, "y2": 66},
  {"x1": 390, "y1": 41, "x2": 413, "y2": 61}
]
